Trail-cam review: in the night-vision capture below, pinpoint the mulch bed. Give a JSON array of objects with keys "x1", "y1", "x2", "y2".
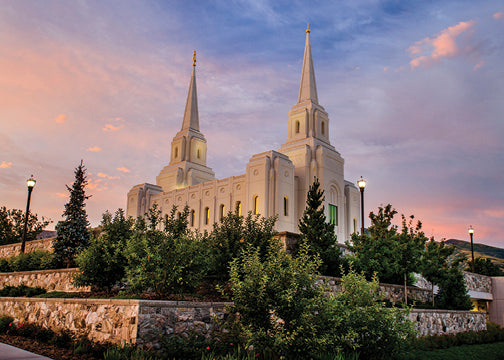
[{"x1": 0, "y1": 334, "x2": 100, "y2": 360}]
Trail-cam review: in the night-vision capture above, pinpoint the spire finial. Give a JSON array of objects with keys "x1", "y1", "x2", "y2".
[
  {"x1": 192, "y1": 50, "x2": 196, "y2": 67},
  {"x1": 306, "y1": 23, "x2": 310, "y2": 33}
]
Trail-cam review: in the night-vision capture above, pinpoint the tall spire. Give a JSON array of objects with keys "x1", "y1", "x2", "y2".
[
  {"x1": 297, "y1": 24, "x2": 318, "y2": 105},
  {"x1": 181, "y1": 50, "x2": 199, "y2": 131}
]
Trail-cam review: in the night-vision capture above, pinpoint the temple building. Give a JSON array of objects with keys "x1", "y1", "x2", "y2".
[{"x1": 126, "y1": 26, "x2": 362, "y2": 243}]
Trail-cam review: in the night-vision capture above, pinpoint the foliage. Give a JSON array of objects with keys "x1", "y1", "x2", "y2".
[
  {"x1": 103, "y1": 345, "x2": 157, "y2": 360},
  {"x1": 74, "y1": 209, "x2": 134, "y2": 291},
  {"x1": 205, "y1": 207, "x2": 278, "y2": 282},
  {"x1": 0, "y1": 206, "x2": 51, "y2": 246},
  {"x1": 229, "y1": 242, "x2": 414, "y2": 359},
  {"x1": 0, "y1": 250, "x2": 56, "y2": 273},
  {"x1": 53, "y1": 160, "x2": 91, "y2": 268},
  {"x1": 435, "y1": 263, "x2": 473, "y2": 310},
  {"x1": 0, "y1": 314, "x2": 13, "y2": 332},
  {"x1": 398, "y1": 342, "x2": 504, "y2": 360},
  {"x1": 419, "y1": 239, "x2": 455, "y2": 306},
  {"x1": 0, "y1": 284, "x2": 46, "y2": 297},
  {"x1": 296, "y1": 177, "x2": 342, "y2": 276},
  {"x1": 124, "y1": 205, "x2": 208, "y2": 296},
  {"x1": 468, "y1": 257, "x2": 504, "y2": 276}
]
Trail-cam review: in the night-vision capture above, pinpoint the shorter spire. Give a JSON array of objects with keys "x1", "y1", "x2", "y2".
[
  {"x1": 181, "y1": 51, "x2": 199, "y2": 131},
  {"x1": 298, "y1": 25, "x2": 318, "y2": 104}
]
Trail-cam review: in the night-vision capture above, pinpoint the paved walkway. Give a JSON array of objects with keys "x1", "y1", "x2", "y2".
[{"x1": 0, "y1": 343, "x2": 53, "y2": 359}]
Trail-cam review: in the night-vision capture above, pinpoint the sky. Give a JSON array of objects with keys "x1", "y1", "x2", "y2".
[{"x1": 1, "y1": 0, "x2": 503, "y2": 247}]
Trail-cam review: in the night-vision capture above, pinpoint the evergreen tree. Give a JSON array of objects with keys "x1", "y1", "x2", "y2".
[
  {"x1": 296, "y1": 177, "x2": 341, "y2": 276},
  {"x1": 53, "y1": 160, "x2": 91, "y2": 267},
  {"x1": 468, "y1": 257, "x2": 504, "y2": 276}
]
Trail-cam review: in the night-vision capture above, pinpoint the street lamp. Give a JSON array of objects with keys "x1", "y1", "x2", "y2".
[
  {"x1": 20, "y1": 175, "x2": 36, "y2": 254},
  {"x1": 357, "y1": 176, "x2": 366, "y2": 235},
  {"x1": 468, "y1": 225, "x2": 475, "y2": 273}
]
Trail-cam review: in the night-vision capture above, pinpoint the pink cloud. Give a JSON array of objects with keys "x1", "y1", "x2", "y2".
[
  {"x1": 407, "y1": 20, "x2": 476, "y2": 69},
  {"x1": 87, "y1": 146, "x2": 102, "y2": 152},
  {"x1": 493, "y1": 12, "x2": 504, "y2": 20},
  {"x1": 55, "y1": 114, "x2": 66, "y2": 124},
  {"x1": 97, "y1": 172, "x2": 120, "y2": 180},
  {"x1": 117, "y1": 167, "x2": 130, "y2": 173},
  {"x1": 102, "y1": 124, "x2": 123, "y2": 132},
  {"x1": 473, "y1": 60, "x2": 485, "y2": 70},
  {"x1": 484, "y1": 209, "x2": 504, "y2": 219},
  {"x1": 56, "y1": 192, "x2": 68, "y2": 198},
  {"x1": 0, "y1": 161, "x2": 12, "y2": 168}
]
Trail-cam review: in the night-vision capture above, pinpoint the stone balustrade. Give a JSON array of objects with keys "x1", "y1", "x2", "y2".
[
  {"x1": 0, "y1": 238, "x2": 54, "y2": 259},
  {"x1": 0, "y1": 268, "x2": 89, "y2": 292}
]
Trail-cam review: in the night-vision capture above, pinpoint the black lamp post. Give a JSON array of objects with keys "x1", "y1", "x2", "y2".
[
  {"x1": 357, "y1": 176, "x2": 366, "y2": 235},
  {"x1": 468, "y1": 225, "x2": 475, "y2": 273},
  {"x1": 20, "y1": 175, "x2": 36, "y2": 254}
]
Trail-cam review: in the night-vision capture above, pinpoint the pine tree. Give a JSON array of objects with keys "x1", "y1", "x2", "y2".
[
  {"x1": 53, "y1": 160, "x2": 91, "y2": 267},
  {"x1": 296, "y1": 177, "x2": 341, "y2": 275}
]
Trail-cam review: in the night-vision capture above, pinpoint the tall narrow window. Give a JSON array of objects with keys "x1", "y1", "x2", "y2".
[
  {"x1": 283, "y1": 196, "x2": 288, "y2": 216},
  {"x1": 174, "y1": 147, "x2": 178, "y2": 158},
  {"x1": 204, "y1": 207, "x2": 210, "y2": 225},
  {"x1": 191, "y1": 210, "x2": 195, "y2": 227},
  {"x1": 220, "y1": 204, "x2": 225, "y2": 222},
  {"x1": 236, "y1": 201, "x2": 242, "y2": 216},
  {"x1": 328, "y1": 204, "x2": 338, "y2": 226},
  {"x1": 197, "y1": 148, "x2": 201, "y2": 159},
  {"x1": 353, "y1": 218, "x2": 357, "y2": 234},
  {"x1": 321, "y1": 121, "x2": 325, "y2": 135},
  {"x1": 253, "y1": 195, "x2": 259, "y2": 215},
  {"x1": 295, "y1": 121, "x2": 300, "y2": 134}
]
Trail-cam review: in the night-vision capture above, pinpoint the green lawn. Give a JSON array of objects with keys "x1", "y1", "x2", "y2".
[{"x1": 398, "y1": 341, "x2": 504, "y2": 360}]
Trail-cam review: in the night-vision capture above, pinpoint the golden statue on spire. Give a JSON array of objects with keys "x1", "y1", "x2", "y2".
[
  {"x1": 306, "y1": 23, "x2": 310, "y2": 34},
  {"x1": 193, "y1": 50, "x2": 196, "y2": 67}
]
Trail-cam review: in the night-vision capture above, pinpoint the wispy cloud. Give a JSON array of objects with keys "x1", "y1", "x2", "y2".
[
  {"x1": 493, "y1": 12, "x2": 504, "y2": 20},
  {"x1": 56, "y1": 192, "x2": 68, "y2": 198},
  {"x1": 87, "y1": 146, "x2": 102, "y2": 152},
  {"x1": 407, "y1": 20, "x2": 476, "y2": 69},
  {"x1": 473, "y1": 60, "x2": 485, "y2": 70},
  {"x1": 102, "y1": 124, "x2": 123, "y2": 132},
  {"x1": 55, "y1": 114, "x2": 66, "y2": 124},
  {"x1": 117, "y1": 167, "x2": 130, "y2": 173},
  {"x1": 0, "y1": 161, "x2": 12, "y2": 169},
  {"x1": 97, "y1": 172, "x2": 120, "y2": 180}
]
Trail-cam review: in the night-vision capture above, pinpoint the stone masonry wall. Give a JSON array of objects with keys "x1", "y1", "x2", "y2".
[
  {"x1": 463, "y1": 271, "x2": 492, "y2": 293},
  {"x1": 320, "y1": 276, "x2": 432, "y2": 303},
  {"x1": 410, "y1": 309, "x2": 486, "y2": 336},
  {"x1": 0, "y1": 298, "x2": 487, "y2": 346},
  {"x1": 0, "y1": 268, "x2": 89, "y2": 292},
  {"x1": 136, "y1": 300, "x2": 230, "y2": 349},
  {"x1": 0, "y1": 298, "x2": 139, "y2": 344},
  {"x1": 0, "y1": 238, "x2": 54, "y2": 259}
]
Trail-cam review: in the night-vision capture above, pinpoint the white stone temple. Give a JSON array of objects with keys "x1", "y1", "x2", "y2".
[{"x1": 126, "y1": 26, "x2": 362, "y2": 243}]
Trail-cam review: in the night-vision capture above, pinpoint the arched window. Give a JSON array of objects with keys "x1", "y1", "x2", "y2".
[
  {"x1": 236, "y1": 201, "x2": 242, "y2": 216},
  {"x1": 191, "y1": 210, "x2": 195, "y2": 227},
  {"x1": 283, "y1": 196, "x2": 288, "y2": 216},
  {"x1": 197, "y1": 148, "x2": 201, "y2": 159},
  {"x1": 253, "y1": 195, "x2": 259, "y2": 215},
  {"x1": 321, "y1": 121, "x2": 325, "y2": 135},
  {"x1": 295, "y1": 121, "x2": 300, "y2": 134},
  {"x1": 220, "y1": 204, "x2": 225, "y2": 222},
  {"x1": 174, "y1": 147, "x2": 178, "y2": 158},
  {"x1": 204, "y1": 207, "x2": 210, "y2": 225}
]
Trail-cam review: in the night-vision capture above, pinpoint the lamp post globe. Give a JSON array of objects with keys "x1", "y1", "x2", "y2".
[
  {"x1": 357, "y1": 176, "x2": 366, "y2": 235},
  {"x1": 468, "y1": 225, "x2": 475, "y2": 273},
  {"x1": 21, "y1": 175, "x2": 36, "y2": 254}
]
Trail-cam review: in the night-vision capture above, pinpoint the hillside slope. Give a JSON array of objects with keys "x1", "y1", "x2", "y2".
[{"x1": 445, "y1": 239, "x2": 504, "y2": 269}]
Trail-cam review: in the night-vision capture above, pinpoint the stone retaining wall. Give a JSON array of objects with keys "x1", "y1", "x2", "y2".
[
  {"x1": 320, "y1": 276, "x2": 432, "y2": 303},
  {"x1": 410, "y1": 309, "x2": 486, "y2": 336},
  {"x1": 0, "y1": 297, "x2": 487, "y2": 347},
  {"x1": 463, "y1": 271, "x2": 492, "y2": 293},
  {"x1": 0, "y1": 238, "x2": 54, "y2": 259},
  {"x1": 0, "y1": 268, "x2": 89, "y2": 292}
]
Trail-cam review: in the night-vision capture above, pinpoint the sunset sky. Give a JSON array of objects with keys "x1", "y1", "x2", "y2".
[{"x1": 1, "y1": 1, "x2": 503, "y2": 247}]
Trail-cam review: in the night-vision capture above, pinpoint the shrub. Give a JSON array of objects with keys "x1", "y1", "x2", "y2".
[
  {"x1": 0, "y1": 284, "x2": 46, "y2": 297},
  {"x1": 0, "y1": 315, "x2": 13, "y2": 332}
]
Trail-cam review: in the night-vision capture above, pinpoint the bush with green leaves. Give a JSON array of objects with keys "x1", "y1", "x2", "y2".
[
  {"x1": 229, "y1": 242, "x2": 414, "y2": 359},
  {"x1": 0, "y1": 284, "x2": 46, "y2": 297},
  {"x1": 74, "y1": 209, "x2": 134, "y2": 291},
  {"x1": 0, "y1": 250, "x2": 56, "y2": 273},
  {"x1": 205, "y1": 208, "x2": 278, "y2": 283},
  {"x1": 124, "y1": 205, "x2": 209, "y2": 296},
  {"x1": 468, "y1": 257, "x2": 504, "y2": 276},
  {"x1": 0, "y1": 206, "x2": 51, "y2": 246}
]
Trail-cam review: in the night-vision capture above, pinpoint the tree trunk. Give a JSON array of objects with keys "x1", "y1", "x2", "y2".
[{"x1": 404, "y1": 272, "x2": 408, "y2": 305}]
